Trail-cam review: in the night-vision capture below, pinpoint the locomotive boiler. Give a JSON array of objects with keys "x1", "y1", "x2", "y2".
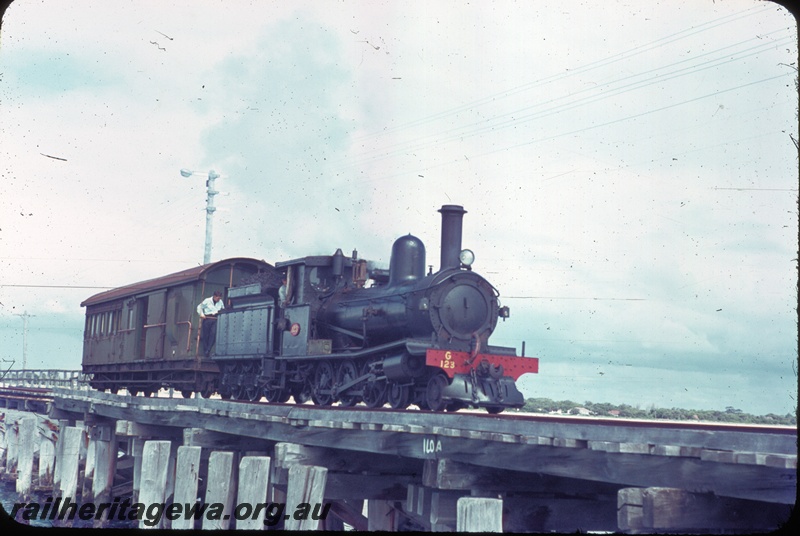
[{"x1": 81, "y1": 205, "x2": 539, "y2": 413}]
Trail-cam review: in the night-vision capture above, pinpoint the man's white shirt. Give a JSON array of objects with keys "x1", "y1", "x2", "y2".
[{"x1": 197, "y1": 297, "x2": 224, "y2": 317}]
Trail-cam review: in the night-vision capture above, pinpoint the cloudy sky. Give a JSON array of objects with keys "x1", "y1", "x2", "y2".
[{"x1": 0, "y1": 0, "x2": 796, "y2": 415}]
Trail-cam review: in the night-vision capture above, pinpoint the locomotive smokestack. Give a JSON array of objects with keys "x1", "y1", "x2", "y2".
[{"x1": 439, "y1": 204, "x2": 467, "y2": 271}]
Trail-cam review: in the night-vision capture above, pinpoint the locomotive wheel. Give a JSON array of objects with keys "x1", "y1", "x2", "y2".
[
  {"x1": 292, "y1": 382, "x2": 312, "y2": 404},
  {"x1": 486, "y1": 406, "x2": 504, "y2": 415},
  {"x1": 229, "y1": 385, "x2": 245, "y2": 400},
  {"x1": 336, "y1": 360, "x2": 360, "y2": 407},
  {"x1": 361, "y1": 362, "x2": 387, "y2": 408},
  {"x1": 227, "y1": 363, "x2": 245, "y2": 400},
  {"x1": 200, "y1": 383, "x2": 214, "y2": 399},
  {"x1": 387, "y1": 382, "x2": 410, "y2": 409},
  {"x1": 229, "y1": 363, "x2": 260, "y2": 401},
  {"x1": 181, "y1": 390, "x2": 193, "y2": 399},
  {"x1": 425, "y1": 373, "x2": 448, "y2": 412},
  {"x1": 243, "y1": 363, "x2": 262, "y2": 402},
  {"x1": 245, "y1": 385, "x2": 261, "y2": 402},
  {"x1": 229, "y1": 366, "x2": 246, "y2": 400},
  {"x1": 312, "y1": 361, "x2": 335, "y2": 406},
  {"x1": 445, "y1": 401, "x2": 464, "y2": 412},
  {"x1": 265, "y1": 386, "x2": 290, "y2": 404}
]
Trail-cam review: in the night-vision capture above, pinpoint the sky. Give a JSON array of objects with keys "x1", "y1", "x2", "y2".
[{"x1": 0, "y1": 0, "x2": 797, "y2": 416}]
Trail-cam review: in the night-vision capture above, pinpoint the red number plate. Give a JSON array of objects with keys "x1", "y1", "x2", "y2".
[{"x1": 426, "y1": 349, "x2": 539, "y2": 380}]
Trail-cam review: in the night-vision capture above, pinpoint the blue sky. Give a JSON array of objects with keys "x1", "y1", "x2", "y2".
[{"x1": 0, "y1": 0, "x2": 796, "y2": 415}]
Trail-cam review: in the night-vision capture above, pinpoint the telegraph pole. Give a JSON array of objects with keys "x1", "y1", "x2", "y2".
[
  {"x1": 181, "y1": 169, "x2": 221, "y2": 264},
  {"x1": 14, "y1": 311, "x2": 35, "y2": 370},
  {"x1": 203, "y1": 170, "x2": 220, "y2": 265}
]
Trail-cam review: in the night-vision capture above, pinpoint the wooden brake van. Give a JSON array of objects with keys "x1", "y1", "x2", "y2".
[{"x1": 80, "y1": 257, "x2": 273, "y2": 397}]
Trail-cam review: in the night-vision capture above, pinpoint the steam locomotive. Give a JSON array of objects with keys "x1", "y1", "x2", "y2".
[{"x1": 81, "y1": 205, "x2": 538, "y2": 412}]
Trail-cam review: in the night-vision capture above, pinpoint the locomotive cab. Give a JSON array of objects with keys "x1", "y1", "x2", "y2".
[{"x1": 274, "y1": 249, "x2": 356, "y2": 357}]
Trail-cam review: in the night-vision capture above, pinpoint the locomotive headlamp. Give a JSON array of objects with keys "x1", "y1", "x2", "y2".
[{"x1": 459, "y1": 249, "x2": 475, "y2": 267}]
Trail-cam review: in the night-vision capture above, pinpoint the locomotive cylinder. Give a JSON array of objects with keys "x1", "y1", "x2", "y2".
[{"x1": 382, "y1": 353, "x2": 426, "y2": 380}]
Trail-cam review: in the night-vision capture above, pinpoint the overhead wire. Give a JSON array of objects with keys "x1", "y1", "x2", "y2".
[
  {"x1": 339, "y1": 31, "x2": 794, "y2": 177},
  {"x1": 346, "y1": 71, "x2": 790, "y2": 185},
  {"x1": 325, "y1": 5, "x2": 794, "y2": 188},
  {"x1": 345, "y1": 3, "x2": 777, "y2": 146},
  {"x1": 348, "y1": 8, "x2": 782, "y2": 148}
]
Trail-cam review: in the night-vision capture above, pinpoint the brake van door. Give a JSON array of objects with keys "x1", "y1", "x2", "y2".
[{"x1": 143, "y1": 290, "x2": 166, "y2": 359}]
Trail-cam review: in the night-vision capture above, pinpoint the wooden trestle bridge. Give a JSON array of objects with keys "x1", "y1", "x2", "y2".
[{"x1": 0, "y1": 374, "x2": 795, "y2": 532}]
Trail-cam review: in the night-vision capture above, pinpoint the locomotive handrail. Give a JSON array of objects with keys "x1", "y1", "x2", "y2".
[
  {"x1": 321, "y1": 271, "x2": 466, "y2": 304},
  {"x1": 277, "y1": 338, "x2": 408, "y2": 360},
  {"x1": 319, "y1": 322, "x2": 365, "y2": 341}
]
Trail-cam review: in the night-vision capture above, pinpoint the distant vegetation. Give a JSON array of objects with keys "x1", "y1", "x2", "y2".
[{"x1": 513, "y1": 397, "x2": 797, "y2": 426}]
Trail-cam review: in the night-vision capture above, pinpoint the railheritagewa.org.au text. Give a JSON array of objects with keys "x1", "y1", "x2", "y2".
[{"x1": 10, "y1": 496, "x2": 331, "y2": 527}]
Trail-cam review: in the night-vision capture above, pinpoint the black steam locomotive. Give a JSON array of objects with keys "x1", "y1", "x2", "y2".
[{"x1": 81, "y1": 205, "x2": 538, "y2": 412}]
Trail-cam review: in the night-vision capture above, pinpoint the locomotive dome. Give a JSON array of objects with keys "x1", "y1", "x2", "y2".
[{"x1": 389, "y1": 234, "x2": 426, "y2": 285}]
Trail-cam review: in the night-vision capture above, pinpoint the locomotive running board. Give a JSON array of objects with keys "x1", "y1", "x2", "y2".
[
  {"x1": 426, "y1": 349, "x2": 539, "y2": 381},
  {"x1": 274, "y1": 339, "x2": 408, "y2": 361}
]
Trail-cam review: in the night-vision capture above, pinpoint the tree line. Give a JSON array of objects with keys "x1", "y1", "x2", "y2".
[{"x1": 514, "y1": 397, "x2": 796, "y2": 425}]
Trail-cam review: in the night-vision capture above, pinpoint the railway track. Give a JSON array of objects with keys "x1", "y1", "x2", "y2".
[
  {"x1": 0, "y1": 385, "x2": 54, "y2": 401},
  {"x1": 1, "y1": 383, "x2": 793, "y2": 438}
]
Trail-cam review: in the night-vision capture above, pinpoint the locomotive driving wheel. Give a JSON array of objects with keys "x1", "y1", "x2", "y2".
[
  {"x1": 361, "y1": 361, "x2": 387, "y2": 408},
  {"x1": 200, "y1": 383, "x2": 214, "y2": 399},
  {"x1": 264, "y1": 385, "x2": 291, "y2": 403},
  {"x1": 425, "y1": 373, "x2": 449, "y2": 412},
  {"x1": 336, "y1": 360, "x2": 360, "y2": 407},
  {"x1": 292, "y1": 381, "x2": 312, "y2": 404},
  {"x1": 312, "y1": 361, "x2": 335, "y2": 406},
  {"x1": 229, "y1": 385, "x2": 244, "y2": 400}
]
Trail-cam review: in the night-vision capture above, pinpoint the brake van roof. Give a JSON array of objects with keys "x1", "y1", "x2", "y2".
[{"x1": 80, "y1": 257, "x2": 272, "y2": 307}]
